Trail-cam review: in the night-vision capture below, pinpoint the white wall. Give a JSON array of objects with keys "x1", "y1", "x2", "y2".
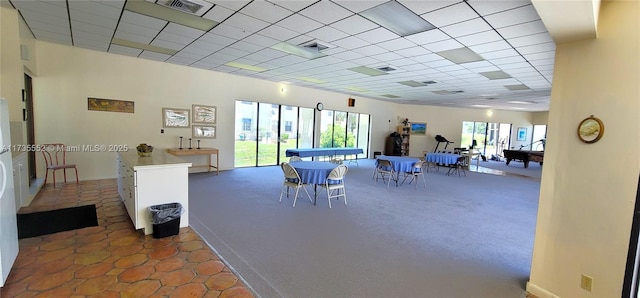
[{"x1": 527, "y1": 1, "x2": 640, "y2": 297}]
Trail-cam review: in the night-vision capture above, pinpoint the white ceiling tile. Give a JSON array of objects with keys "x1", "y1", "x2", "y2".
[
  {"x1": 276, "y1": 14, "x2": 324, "y2": 34},
  {"x1": 522, "y1": 51, "x2": 555, "y2": 61},
  {"x1": 299, "y1": 1, "x2": 353, "y2": 25},
  {"x1": 421, "y1": 39, "x2": 462, "y2": 52},
  {"x1": 13, "y1": 1, "x2": 68, "y2": 18},
  {"x1": 71, "y1": 20, "x2": 114, "y2": 38},
  {"x1": 73, "y1": 29, "x2": 111, "y2": 43},
  {"x1": 113, "y1": 30, "x2": 153, "y2": 44},
  {"x1": 399, "y1": 0, "x2": 462, "y2": 15},
  {"x1": 484, "y1": 5, "x2": 541, "y2": 29},
  {"x1": 423, "y1": 59, "x2": 456, "y2": 68},
  {"x1": 489, "y1": 56, "x2": 527, "y2": 65},
  {"x1": 456, "y1": 30, "x2": 503, "y2": 47},
  {"x1": 421, "y1": 2, "x2": 478, "y2": 27},
  {"x1": 517, "y1": 42, "x2": 555, "y2": 54},
  {"x1": 108, "y1": 44, "x2": 143, "y2": 56},
  {"x1": 306, "y1": 26, "x2": 349, "y2": 42},
  {"x1": 209, "y1": 23, "x2": 251, "y2": 39},
  {"x1": 163, "y1": 23, "x2": 205, "y2": 38},
  {"x1": 286, "y1": 34, "x2": 314, "y2": 45},
  {"x1": 467, "y1": 0, "x2": 530, "y2": 16},
  {"x1": 370, "y1": 51, "x2": 404, "y2": 61},
  {"x1": 497, "y1": 20, "x2": 549, "y2": 39},
  {"x1": 68, "y1": 9, "x2": 118, "y2": 29},
  {"x1": 508, "y1": 33, "x2": 554, "y2": 48},
  {"x1": 202, "y1": 5, "x2": 235, "y2": 22},
  {"x1": 352, "y1": 44, "x2": 387, "y2": 56},
  {"x1": 208, "y1": 0, "x2": 252, "y2": 11},
  {"x1": 150, "y1": 39, "x2": 186, "y2": 51},
  {"x1": 224, "y1": 13, "x2": 270, "y2": 33},
  {"x1": 441, "y1": 18, "x2": 492, "y2": 37},
  {"x1": 228, "y1": 40, "x2": 267, "y2": 53},
  {"x1": 468, "y1": 40, "x2": 512, "y2": 53},
  {"x1": 267, "y1": 0, "x2": 318, "y2": 12},
  {"x1": 355, "y1": 27, "x2": 398, "y2": 43},
  {"x1": 386, "y1": 58, "x2": 418, "y2": 67},
  {"x1": 259, "y1": 25, "x2": 300, "y2": 41},
  {"x1": 404, "y1": 29, "x2": 449, "y2": 45},
  {"x1": 156, "y1": 30, "x2": 198, "y2": 47},
  {"x1": 240, "y1": 1, "x2": 293, "y2": 23},
  {"x1": 19, "y1": 10, "x2": 69, "y2": 28},
  {"x1": 329, "y1": 15, "x2": 378, "y2": 35},
  {"x1": 351, "y1": 56, "x2": 382, "y2": 65},
  {"x1": 243, "y1": 33, "x2": 281, "y2": 47},
  {"x1": 479, "y1": 48, "x2": 520, "y2": 59},
  {"x1": 376, "y1": 38, "x2": 416, "y2": 51},
  {"x1": 217, "y1": 46, "x2": 250, "y2": 58},
  {"x1": 198, "y1": 32, "x2": 238, "y2": 47},
  {"x1": 335, "y1": 1, "x2": 387, "y2": 13},
  {"x1": 395, "y1": 46, "x2": 431, "y2": 57},
  {"x1": 331, "y1": 36, "x2": 369, "y2": 50},
  {"x1": 461, "y1": 60, "x2": 494, "y2": 69},
  {"x1": 100, "y1": 0, "x2": 126, "y2": 10},
  {"x1": 411, "y1": 53, "x2": 443, "y2": 63},
  {"x1": 120, "y1": 11, "x2": 167, "y2": 30},
  {"x1": 68, "y1": 1, "x2": 121, "y2": 19}
]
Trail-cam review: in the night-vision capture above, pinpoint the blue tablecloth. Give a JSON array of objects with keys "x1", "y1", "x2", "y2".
[
  {"x1": 376, "y1": 155, "x2": 420, "y2": 173},
  {"x1": 426, "y1": 153, "x2": 461, "y2": 166},
  {"x1": 291, "y1": 161, "x2": 337, "y2": 184},
  {"x1": 286, "y1": 147, "x2": 363, "y2": 157}
]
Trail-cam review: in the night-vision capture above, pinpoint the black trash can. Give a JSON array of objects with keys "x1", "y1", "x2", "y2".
[{"x1": 149, "y1": 202, "x2": 183, "y2": 238}]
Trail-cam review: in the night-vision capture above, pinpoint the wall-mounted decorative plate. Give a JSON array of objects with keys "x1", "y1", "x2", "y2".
[{"x1": 578, "y1": 115, "x2": 604, "y2": 143}]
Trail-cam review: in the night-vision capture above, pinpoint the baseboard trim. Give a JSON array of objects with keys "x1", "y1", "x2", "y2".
[{"x1": 526, "y1": 282, "x2": 560, "y2": 298}]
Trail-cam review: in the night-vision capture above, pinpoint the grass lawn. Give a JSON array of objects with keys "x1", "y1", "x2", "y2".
[{"x1": 235, "y1": 140, "x2": 298, "y2": 167}]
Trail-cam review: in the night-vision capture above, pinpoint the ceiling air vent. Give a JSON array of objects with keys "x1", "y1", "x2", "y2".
[
  {"x1": 162, "y1": 0, "x2": 210, "y2": 15},
  {"x1": 422, "y1": 80, "x2": 437, "y2": 85},
  {"x1": 376, "y1": 66, "x2": 397, "y2": 72},
  {"x1": 299, "y1": 40, "x2": 330, "y2": 51}
]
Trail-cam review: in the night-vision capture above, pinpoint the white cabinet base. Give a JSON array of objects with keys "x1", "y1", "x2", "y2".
[{"x1": 117, "y1": 151, "x2": 191, "y2": 235}]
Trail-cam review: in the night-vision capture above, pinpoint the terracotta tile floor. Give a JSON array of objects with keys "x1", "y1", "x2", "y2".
[{"x1": 1, "y1": 179, "x2": 254, "y2": 298}]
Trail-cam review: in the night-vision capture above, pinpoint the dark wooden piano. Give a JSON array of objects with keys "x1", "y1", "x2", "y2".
[{"x1": 503, "y1": 150, "x2": 544, "y2": 168}]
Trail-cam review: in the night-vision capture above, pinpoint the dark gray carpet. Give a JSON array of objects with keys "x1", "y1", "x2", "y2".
[{"x1": 188, "y1": 159, "x2": 539, "y2": 298}]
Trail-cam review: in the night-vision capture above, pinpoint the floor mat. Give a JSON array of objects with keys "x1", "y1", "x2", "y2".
[{"x1": 17, "y1": 204, "x2": 98, "y2": 239}]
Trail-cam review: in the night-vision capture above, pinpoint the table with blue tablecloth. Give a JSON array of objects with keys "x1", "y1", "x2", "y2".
[
  {"x1": 425, "y1": 153, "x2": 461, "y2": 166},
  {"x1": 375, "y1": 155, "x2": 421, "y2": 186},
  {"x1": 290, "y1": 161, "x2": 338, "y2": 205},
  {"x1": 285, "y1": 147, "x2": 363, "y2": 158}
]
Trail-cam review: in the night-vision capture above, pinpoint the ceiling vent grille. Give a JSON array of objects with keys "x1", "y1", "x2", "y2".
[
  {"x1": 376, "y1": 66, "x2": 397, "y2": 72},
  {"x1": 299, "y1": 40, "x2": 330, "y2": 52},
  {"x1": 163, "y1": 0, "x2": 209, "y2": 15}
]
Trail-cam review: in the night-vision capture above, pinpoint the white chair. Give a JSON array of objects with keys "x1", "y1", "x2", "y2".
[
  {"x1": 373, "y1": 159, "x2": 395, "y2": 189},
  {"x1": 400, "y1": 160, "x2": 427, "y2": 189},
  {"x1": 320, "y1": 164, "x2": 348, "y2": 208},
  {"x1": 329, "y1": 157, "x2": 343, "y2": 165},
  {"x1": 279, "y1": 162, "x2": 312, "y2": 207},
  {"x1": 289, "y1": 156, "x2": 302, "y2": 162}
]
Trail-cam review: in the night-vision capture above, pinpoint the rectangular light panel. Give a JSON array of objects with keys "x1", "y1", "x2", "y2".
[
  {"x1": 359, "y1": 1, "x2": 435, "y2": 37},
  {"x1": 348, "y1": 66, "x2": 388, "y2": 76},
  {"x1": 112, "y1": 38, "x2": 178, "y2": 55},
  {"x1": 435, "y1": 47, "x2": 485, "y2": 64},
  {"x1": 224, "y1": 62, "x2": 268, "y2": 72}
]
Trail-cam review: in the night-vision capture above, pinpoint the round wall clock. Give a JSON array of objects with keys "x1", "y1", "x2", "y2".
[
  {"x1": 578, "y1": 115, "x2": 604, "y2": 143},
  {"x1": 316, "y1": 102, "x2": 324, "y2": 111}
]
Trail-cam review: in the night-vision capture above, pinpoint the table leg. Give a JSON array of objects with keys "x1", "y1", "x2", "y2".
[{"x1": 313, "y1": 184, "x2": 317, "y2": 205}]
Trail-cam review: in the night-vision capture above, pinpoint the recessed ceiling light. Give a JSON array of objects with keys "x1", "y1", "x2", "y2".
[
  {"x1": 124, "y1": 0, "x2": 218, "y2": 31},
  {"x1": 297, "y1": 77, "x2": 326, "y2": 84},
  {"x1": 507, "y1": 101, "x2": 531, "y2": 104},
  {"x1": 112, "y1": 38, "x2": 178, "y2": 55},
  {"x1": 479, "y1": 70, "x2": 512, "y2": 80},
  {"x1": 471, "y1": 104, "x2": 491, "y2": 108},
  {"x1": 224, "y1": 62, "x2": 267, "y2": 72},
  {"x1": 359, "y1": 1, "x2": 435, "y2": 37},
  {"x1": 271, "y1": 42, "x2": 327, "y2": 59},
  {"x1": 398, "y1": 80, "x2": 427, "y2": 87},
  {"x1": 511, "y1": 107, "x2": 527, "y2": 110},
  {"x1": 432, "y1": 90, "x2": 453, "y2": 95},
  {"x1": 346, "y1": 86, "x2": 368, "y2": 92},
  {"x1": 435, "y1": 47, "x2": 484, "y2": 64},
  {"x1": 348, "y1": 66, "x2": 388, "y2": 76},
  {"x1": 504, "y1": 84, "x2": 530, "y2": 91}
]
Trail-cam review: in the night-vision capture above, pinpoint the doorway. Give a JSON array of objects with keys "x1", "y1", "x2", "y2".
[{"x1": 24, "y1": 74, "x2": 36, "y2": 185}]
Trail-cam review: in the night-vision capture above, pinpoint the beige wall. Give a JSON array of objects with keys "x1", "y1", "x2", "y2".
[
  {"x1": 527, "y1": 1, "x2": 640, "y2": 297},
  {"x1": 0, "y1": 8, "x2": 24, "y2": 121}
]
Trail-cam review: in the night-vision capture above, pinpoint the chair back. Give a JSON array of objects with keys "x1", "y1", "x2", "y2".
[
  {"x1": 289, "y1": 156, "x2": 302, "y2": 162},
  {"x1": 41, "y1": 143, "x2": 69, "y2": 167},
  {"x1": 412, "y1": 160, "x2": 425, "y2": 172},
  {"x1": 281, "y1": 162, "x2": 301, "y2": 181},
  {"x1": 328, "y1": 164, "x2": 348, "y2": 180},
  {"x1": 377, "y1": 159, "x2": 392, "y2": 169},
  {"x1": 329, "y1": 158, "x2": 343, "y2": 165}
]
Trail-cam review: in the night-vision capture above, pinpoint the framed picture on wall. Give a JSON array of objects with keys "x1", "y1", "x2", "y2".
[
  {"x1": 162, "y1": 108, "x2": 190, "y2": 128},
  {"x1": 193, "y1": 125, "x2": 216, "y2": 138},
  {"x1": 410, "y1": 122, "x2": 427, "y2": 135},
  {"x1": 517, "y1": 127, "x2": 527, "y2": 141},
  {"x1": 192, "y1": 104, "x2": 216, "y2": 124}
]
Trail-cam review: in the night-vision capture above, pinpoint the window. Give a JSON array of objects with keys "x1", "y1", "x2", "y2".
[
  {"x1": 242, "y1": 118, "x2": 252, "y2": 131},
  {"x1": 284, "y1": 121, "x2": 292, "y2": 132}
]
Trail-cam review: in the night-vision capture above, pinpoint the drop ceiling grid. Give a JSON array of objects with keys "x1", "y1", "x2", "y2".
[{"x1": 9, "y1": 0, "x2": 555, "y2": 110}]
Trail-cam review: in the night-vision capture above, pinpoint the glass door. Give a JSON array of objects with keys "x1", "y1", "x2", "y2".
[
  {"x1": 257, "y1": 103, "x2": 279, "y2": 166},
  {"x1": 235, "y1": 101, "x2": 258, "y2": 167}
]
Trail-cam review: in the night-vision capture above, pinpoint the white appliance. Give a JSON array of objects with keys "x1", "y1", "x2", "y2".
[{"x1": 0, "y1": 98, "x2": 18, "y2": 287}]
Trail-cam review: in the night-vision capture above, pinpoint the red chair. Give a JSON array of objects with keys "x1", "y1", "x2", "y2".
[{"x1": 41, "y1": 143, "x2": 79, "y2": 187}]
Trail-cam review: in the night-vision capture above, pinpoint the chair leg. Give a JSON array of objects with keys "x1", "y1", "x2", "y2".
[
  {"x1": 63, "y1": 168, "x2": 68, "y2": 183},
  {"x1": 74, "y1": 168, "x2": 79, "y2": 183},
  {"x1": 327, "y1": 189, "x2": 332, "y2": 209},
  {"x1": 292, "y1": 188, "x2": 300, "y2": 207}
]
